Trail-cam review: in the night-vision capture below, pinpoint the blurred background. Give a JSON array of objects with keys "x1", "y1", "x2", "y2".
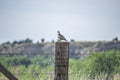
[{"x1": 0, "y1": 0, "x2": 120, "y2": 80}]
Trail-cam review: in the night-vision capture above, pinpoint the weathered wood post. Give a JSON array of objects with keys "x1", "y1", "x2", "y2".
[
  {"x1": 0, "y1": 63, "x2": 18, "y2": 80},
  {"x1": 54, "y1": 41, "x2": 69, "y2": 80}
]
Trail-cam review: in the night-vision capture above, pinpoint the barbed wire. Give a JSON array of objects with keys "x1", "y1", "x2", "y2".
[{"x1": 0, "y1": 53, "x2": 120, "y2": 80}]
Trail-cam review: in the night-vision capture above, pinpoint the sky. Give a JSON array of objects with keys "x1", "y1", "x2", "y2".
[{"x1": 0, "y1": 0, "x2": 120, "y2": 43}]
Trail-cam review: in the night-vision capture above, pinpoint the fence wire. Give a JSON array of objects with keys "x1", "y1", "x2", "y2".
[{"x1": 0, "y1": 53, "x2": 120, "y2": 80}]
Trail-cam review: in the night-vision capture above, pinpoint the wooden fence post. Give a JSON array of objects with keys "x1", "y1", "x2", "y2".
[
  {"x1": 0, "y1": 63, "x2": 18, "y2": 80},
  {"x1": 54, "y1": 41, "x2": 69, "y2": 80}
]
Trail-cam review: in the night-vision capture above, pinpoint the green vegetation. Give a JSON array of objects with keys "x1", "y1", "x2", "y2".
[
  {"x1": 89, "y1": 51, "x2": 120, "y2": 80},
  {"x1": 69, "y1": 50, "x2": 120, "y2": 80},
  {"x1": 0, "y1": 55, "x2": 54, "y2": 80},
  {"x1": 0, "y1": 50, "x2": 120, "y2": 80}
]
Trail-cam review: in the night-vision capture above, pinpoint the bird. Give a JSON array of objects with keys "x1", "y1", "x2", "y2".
[{"x1": 57, "y1": 31, "x2": 67, "y2": 41}]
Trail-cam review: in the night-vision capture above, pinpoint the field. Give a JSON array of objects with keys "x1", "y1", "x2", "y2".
[{"x1": 0, "y1": 50, "x2": 120, "y2": 80}]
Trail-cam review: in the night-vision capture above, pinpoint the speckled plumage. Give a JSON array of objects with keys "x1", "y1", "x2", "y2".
[{"x1": 57, "y1": 31, "x2": 67, "y2": 41}]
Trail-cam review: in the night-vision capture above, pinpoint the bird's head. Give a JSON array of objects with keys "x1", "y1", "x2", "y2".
[{"x1": 57, "y1": 31, "x2": 60, "y2": 34}]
